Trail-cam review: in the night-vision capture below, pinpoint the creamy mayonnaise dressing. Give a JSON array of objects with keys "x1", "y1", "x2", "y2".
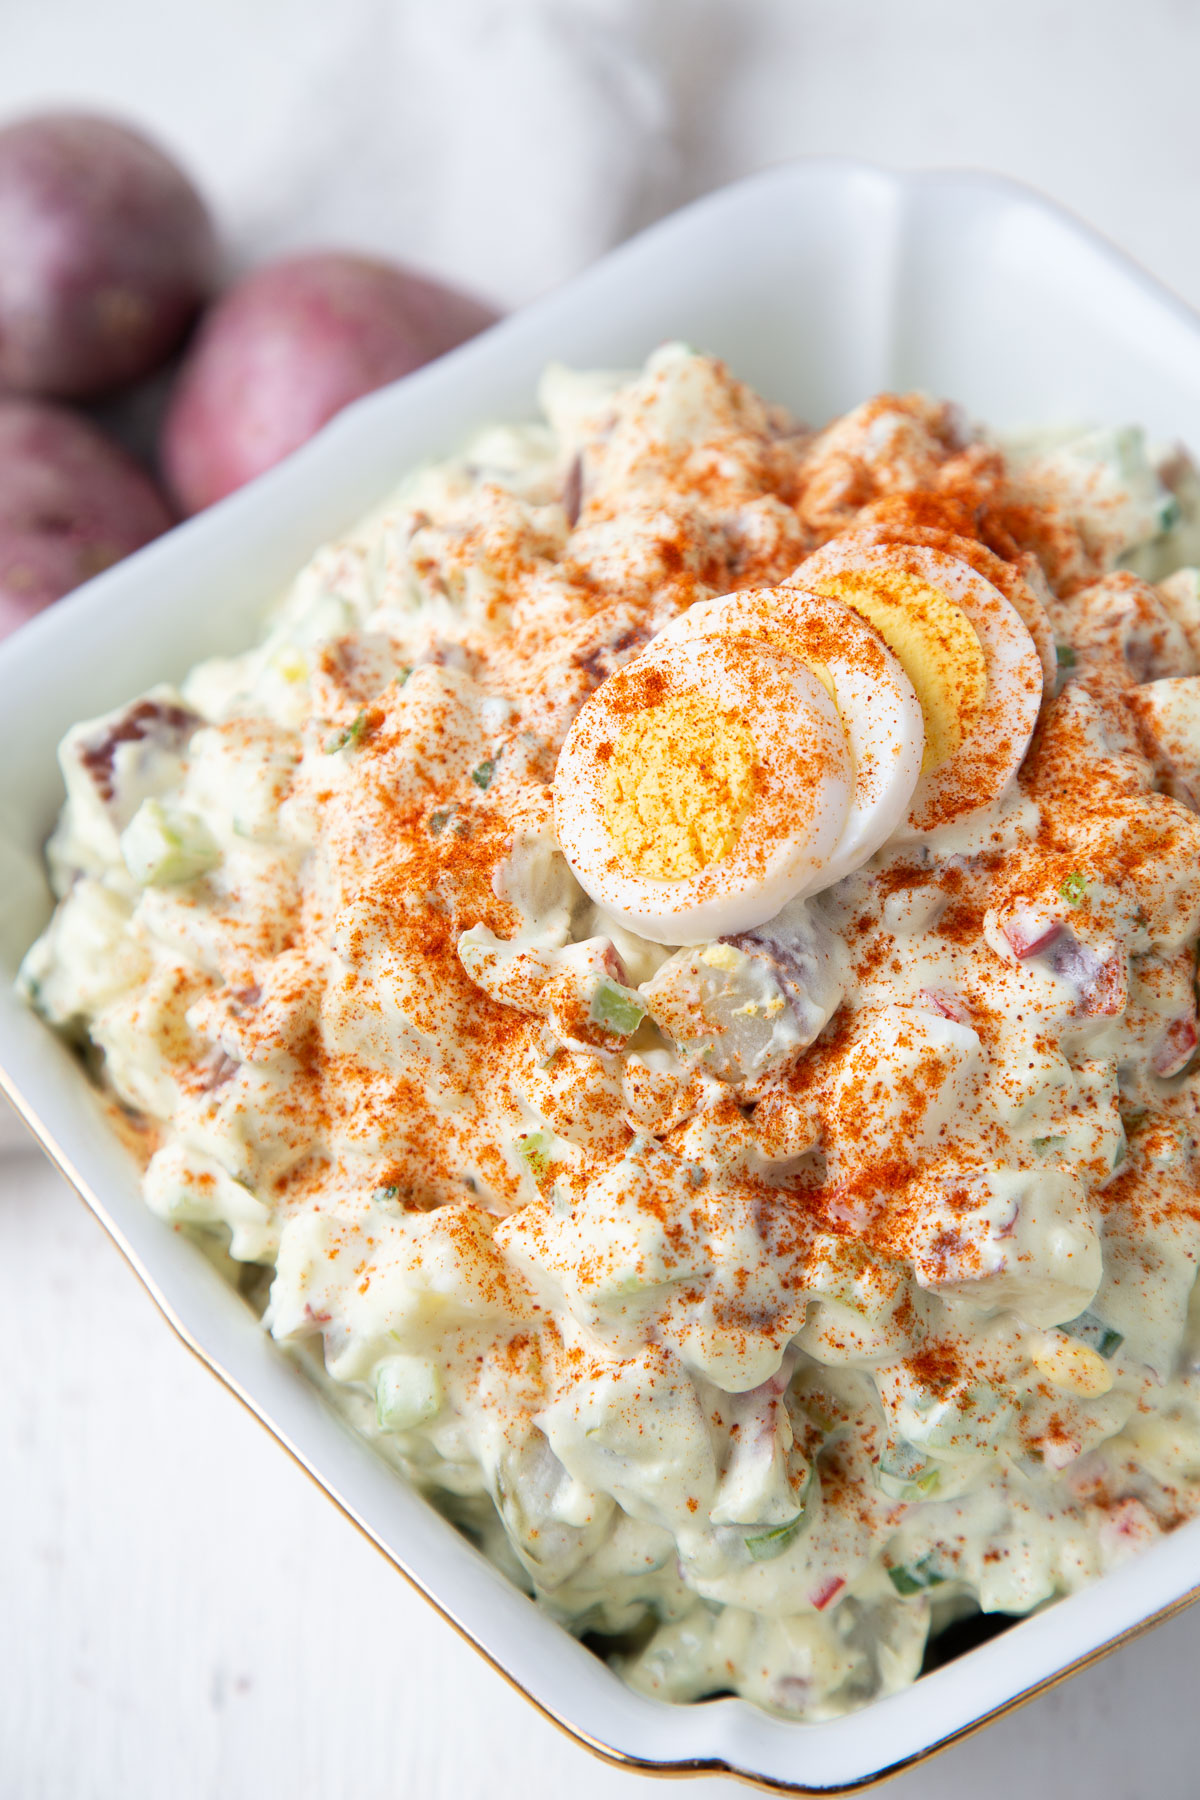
[{"x1": 20, "y1": 346, "x2": 1200, "y2": 1720}]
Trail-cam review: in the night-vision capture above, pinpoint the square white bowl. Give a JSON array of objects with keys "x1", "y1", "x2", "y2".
[{"x1": 3, "y1": 159, "x2": 1200, "y2": 1793}]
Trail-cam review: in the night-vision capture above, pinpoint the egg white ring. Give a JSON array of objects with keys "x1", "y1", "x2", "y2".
[
  {"x1": 553, "y1": 634, "x2": 853, "y2": 946},
  {"x1": 646, "y1": 586, "x2": 925, "y2": 892},
  {"x1": 794, "y1": 540, "x2": 1044, "y2": 835},
  {"x1": 814, "y1": 522, "x2": 1058, "y2": 701}
]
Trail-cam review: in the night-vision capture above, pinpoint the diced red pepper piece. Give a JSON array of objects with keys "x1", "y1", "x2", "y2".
[
  {"x1": 919, "y1": 987, "x2": 968, "y2": 1023},
  {"x1": 1003, "y1": 913, "x2": 1064, "y2": 959},
  {"x1": 810, "y1": 1575, "x2": 846, "y2": 1612}
]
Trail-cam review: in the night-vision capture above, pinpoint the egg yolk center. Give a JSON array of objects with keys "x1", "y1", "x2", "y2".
[
  {"x1": 602, "y1": 690, "x2": 758, "y2": 880},
  {"x1": 809, "y1": 567, "x2": 987, "y2": 772}
]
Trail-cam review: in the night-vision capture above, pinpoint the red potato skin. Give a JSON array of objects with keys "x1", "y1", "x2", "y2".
[
  {"x1": 161, "y1": 252, "x2": 500, "y2": 515},
  {"x1": 0, "y1": 398, "x2": 172, "y2": 636},
  {"x1": 0, "y1": 112, "x2": 218, "y2": 399}
]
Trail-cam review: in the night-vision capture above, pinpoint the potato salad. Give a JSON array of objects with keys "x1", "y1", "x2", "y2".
[{"x1": 21, "y1": 345, "x2": 1200, "y2": 1721}]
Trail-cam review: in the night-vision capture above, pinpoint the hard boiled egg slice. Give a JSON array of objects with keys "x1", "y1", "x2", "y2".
[
  {"x1": 553, "y1": 633, "x2": 852, "y2": 945},
  {"x1": 794, "y1": 539, "x2": 1044, "y2": 835},
  {"x1": 835, "y1": 508, "x2": 1059, "y2": 701},
  {"x1": 646, "y1": 585, "x2": 925, "y2": 890}
]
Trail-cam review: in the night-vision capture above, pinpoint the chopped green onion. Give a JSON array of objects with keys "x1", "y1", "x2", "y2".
[
  {"x1": 429, "y1": 807, "x2": 456, "y2": 837},
  {"x1": 1061, "y1": 1310, "x2": 1124, "y2": 1358},
  {"x1": 1032, "y1": 1134, "x2": 1067, "y2": 1154},
  {"x1": 744, "y1": 1514, "x2": 805, "y2": 1562},
  {"x1": 1055, "y1": 643, "x2": 1077, "y2": 670},
  {"x1": 471, "y1": 758, "x2": 496, "y2": 790},
  {"x1": 1059, "y1": 870, "x2": 1088, "y2": 907},
  {"x1": 589, "y1": 977, "x2": 646, "y2": 1038},
  {"x1": 887, "y1": 1552, "x2": 947, "y2": 1597},
  {"x1": 324, "y1": 711, "x2": 367, "y2": 754},
  {"x1": 876, "y1": 1438, "x2": 941, "y2": 1502}
]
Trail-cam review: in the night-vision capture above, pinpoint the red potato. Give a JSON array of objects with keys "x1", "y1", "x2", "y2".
[
  {"x1": 0, "y1": 398, "x2": 172, "y2": 635},
  {"x1": 0, "y1": 112, "x2": 218, "y2": 399},
  {"x1": 161, "y1": 252, "x2": 500, "y2": 514}
]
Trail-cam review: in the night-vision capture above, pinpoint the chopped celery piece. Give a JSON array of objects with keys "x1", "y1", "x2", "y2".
[
  {"x1": 516, "y1": 1131, "x2": 553, "y2": 1180},
  {"x1": 1061, "y1": 1309, "x2": 1124, "y2": 1359},
  {"x1": 324, "y1": 710, "x2": 367, "y2": 754},
  {"x1": 376, "y1": 1355, "x2": 441, "y2": 1431},
  {"x1": 588, "y1": 978, "x2": 646, "y2": 1038},
  {"x1": 887, "y1": 1552, "x2": 946, "y2": 1597},
  {"x1": 745, "y1": 1514, "x2": 805, "y2": 1562},
  {"x1": 471, "y1": 758, "x2": 496, "y2": 790},
  {"x1": 1032, "y1": 1134, "x2": 1067, "y2": 1154},
  {"x1": 120, "y1": 799, "x2": 220, "y2": 887},
  {"x1": 1055, "y1": 643, "x2": 1077, "y2": 670},
  {"x1": 1059, "y1": 871, "x2": 1088, "y2": 907}
]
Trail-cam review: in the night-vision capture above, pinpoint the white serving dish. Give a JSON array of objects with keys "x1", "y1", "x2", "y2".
[{"x1": 3, "y1": 159, "x2": 1200, "y2": 1792}]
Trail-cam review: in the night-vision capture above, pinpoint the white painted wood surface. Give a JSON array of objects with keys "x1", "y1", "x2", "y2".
[{"x1": 7, "y1": 3, "x2": 1200, "y2": 1792}]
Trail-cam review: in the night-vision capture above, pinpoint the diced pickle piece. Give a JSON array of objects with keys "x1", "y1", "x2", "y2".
[
  {"x1": 516, "y1": 1131, "x2": 555, "y2": 1182},
  {"x1": 376, "y1": 1354, "x2": 442, "y2": 1431},
  {"x1": 589, "y1": 977, "x2": 646, "y2": 1038},
  {"x1": 120, "y1": 798, "x2": 221, "y2": 886}
]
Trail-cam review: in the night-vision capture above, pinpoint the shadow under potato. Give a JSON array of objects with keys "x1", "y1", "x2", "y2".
[{"x1": 580, "y1": 1608, "x2": 1022, "y2": 1708}]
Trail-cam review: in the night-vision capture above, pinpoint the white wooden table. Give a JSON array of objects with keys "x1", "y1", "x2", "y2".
[{"x1": 6, "y1": 3, "x2": 1200, "y2": 1793}]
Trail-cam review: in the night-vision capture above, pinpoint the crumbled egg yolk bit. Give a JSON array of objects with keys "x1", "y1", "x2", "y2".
[
  {"x1": 602, "y1": 690, "x2": 757, "y2": 880},
  {"x1": 808, "y1": 566, "x2": 987, "y2": 773},
  {"x1": 699, "y1": 942, "x2": 742, "y2": 971},
  {"x1": 552, "y1": 631, "x2": 853, "y2": 944}
]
